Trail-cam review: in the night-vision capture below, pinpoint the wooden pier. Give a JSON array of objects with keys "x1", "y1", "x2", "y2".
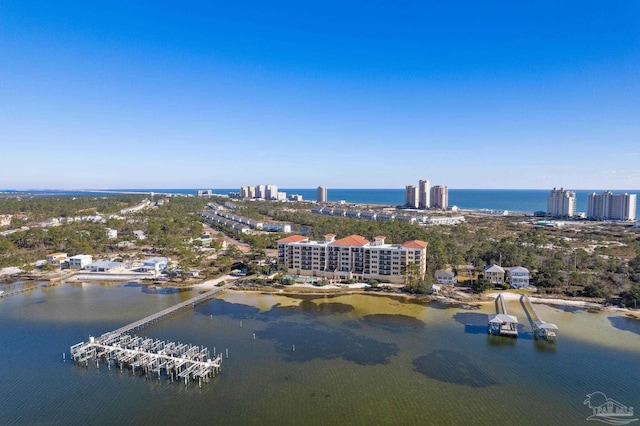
[
  {"x1": 488, "y1": 294, "x2": 519, "y2": 337},
  {"x1": 70, "y1": 333, "x2": 222, "y2": 386},
  {"x1": 70, "y1": 283, "x2": 232, "y2": 386},
  {"x1": 520, "y1": 295, "x2": 558, "y2": 341}
]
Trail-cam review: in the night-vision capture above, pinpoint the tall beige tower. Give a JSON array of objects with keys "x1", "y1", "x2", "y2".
[
  {"x1": 317, "y1": 186, "x2": 327, "y2": 203},
  {"x1": 405, "y1": 185, "x2": 418, "y2": 208},
  {"x1": 430, "y1": 185, "x2": 448, "y2": 209},
  {"x1": 419, "y1": 179, "x2": 431, "y2": 209}
]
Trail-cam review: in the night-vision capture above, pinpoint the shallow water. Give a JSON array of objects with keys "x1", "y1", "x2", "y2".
[{"x1": 1, "y1": 284, "x2": 639, "y2": 425}]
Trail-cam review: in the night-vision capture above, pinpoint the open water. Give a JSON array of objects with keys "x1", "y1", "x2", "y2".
[
  {"x1": 1, "y1": 283, "x2": 639, "y2": 425},
  {"x1": 6, "y1": 188, "x2": 639, "y2": 214}
]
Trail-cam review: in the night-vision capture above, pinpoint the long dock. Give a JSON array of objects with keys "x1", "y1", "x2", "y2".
[
  {"x1": 111, "y1": 283, "x2": 230, "y2": 335},
  {"x1": 70, "y1": 283, "x2": 232, "y2": 386},
  {"x1": 520, "y1": 295, "x2": 558, "y2": 341}
]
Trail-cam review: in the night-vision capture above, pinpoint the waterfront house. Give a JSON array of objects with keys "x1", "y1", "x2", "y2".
[
  {"x1": 435, "y1": 270, "x2": 457, "y2": 285},
  {"x1": 86, "y1": 261, "x2": 124, "y2": 272},
  {"x1": 506, "y1": 266, "x2": 530, "y2": 289},
  {"x1": 142, "y1": 257, "x2": 169, "y2": 272},
  {"x1": 484, "y1": 264, "x2": 505, "y2": 285},
  {"x1": 45, "y1": 252, "x2": 69, "y2": 269},
  {"x1": 68, "y1": 254, "x2": 93, "y2": 269}
]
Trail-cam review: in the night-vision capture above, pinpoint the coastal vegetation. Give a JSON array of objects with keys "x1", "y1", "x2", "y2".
[{"x1": 2, "y1": 194, "x2": 639, "y2": 308}]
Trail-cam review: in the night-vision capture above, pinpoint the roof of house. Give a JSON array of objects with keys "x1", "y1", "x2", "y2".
[
  {"x1": 435, "y1": 270, "x2": 455, "y2": 277},
  {"x1": 488, "y1": 314, "x2": 518, "y2": 324},
  {"x1": 507, "y1": 266, "x2": 529, "y2": 273},
  {"x1": 69, "y1": 254, "x2": 92, "y2": 260},
  {"x1": 87, "y1": 261, "x2": 123, "y2": 269},
  {"x1": 330, "y1": 235, "x2": 369, "y2": 247},
  {"x1": 47, "y1": 252, "x2": 67, "y2": 257},
  {"x1": 485, "y1": 264, "x2": 505, "y2": 273},
  {"x1": 277, "y1": 235, "x2": 308, "y2": 243},
  {"x1": 402, "y1": 240, "x2": 428, "y2": 249},
  {"x1": 324, "y1": 233, "x2": 336, "y2": 237},
  {"x1": 145, "y1": 257, "x2": 168, "y2": 264}
]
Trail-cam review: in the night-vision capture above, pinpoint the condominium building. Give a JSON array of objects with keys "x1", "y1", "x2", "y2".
[
  {"x1": 587, "y1": 191, "x2": 637, "y2": 221},
  {"x1": 419, "y1": 179, "x2": 431, "y2": 209},
  {"x1": 405, "y1": 185, "x2": 419, "y2": 208},
  {"x1": 317, "y1": 186, "x2": 328, "y2": 203},
  {"x1": 265, "y1": 184, "x2": 278, "y2": 200},
  {"x1": 277, "y1": 234, "x2": 428, "y2": 284},
  {"x1": 547, "y1": 188, "x2": 576, "y2": 218},
  {"x1": 430, "y1": 185, "x2": 448, "y2": 210}
]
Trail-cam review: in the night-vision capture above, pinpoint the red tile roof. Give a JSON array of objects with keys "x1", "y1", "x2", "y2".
[
  {"x1": 330, "y1": 235, "x2": 369, "y2": 247},
  {"x1": 402, "y1": 240, "x2": 428, "y2": 249},
  {"x1": 277, "y1": 235, "x2": 308, "y2": 243}
]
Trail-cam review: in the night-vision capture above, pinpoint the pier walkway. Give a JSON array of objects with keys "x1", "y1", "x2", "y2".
[
  {"x1": 520, "y1": 295, "x2": 558, "y2": 341},
  {"x1": 70, "y1": 282, "x2": 233, "y2": 386},
  {"x1": 111, "y1": 283, "x2": 231, "y2": 335}
]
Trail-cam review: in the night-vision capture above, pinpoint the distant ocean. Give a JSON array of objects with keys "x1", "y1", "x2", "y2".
[{"x1": 3, "y1": 188, "x2": 639, "y2": 214}]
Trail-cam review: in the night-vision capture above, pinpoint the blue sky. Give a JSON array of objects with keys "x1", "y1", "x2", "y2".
[{"x1": 1, "y1": 1, "x2": 639, "y2": 190}]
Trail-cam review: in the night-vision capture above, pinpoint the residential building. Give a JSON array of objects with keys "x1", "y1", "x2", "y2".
[
  {"x1": 105, "y1": 228, "x2": 118, "y2": 239},
  {"x1": 133, "y1": 230, "x2": 146, "y2": 240},
  {"x1": 435, "y1": 270, "x2": 457, "y2": 285},
  {"x1": 419, "y1": 179, "x2": 431, "y2": 209},
  {"x1": 86, "y1": 261, "x2": 124, "y2": 272},
  {"x1": 255, "y1": 185, "x2": 266, "y2": 199},
  {"x1": 197, "y1": 190, "x2": 213, "y2": 197},
  {"x1": 405, "y1": 185, "x2": 418, "y2": 208},
  {"x1": 317, "y1": 186, "x2": 327, "y2": 203},
  {"x1": 484, "y1": 264, "x2": 505, "y2": 285},
  {"x1": 265, "y1": 184, "x2": 278, "y2": 200},
  {"x1": 45, "y1": 252, "x2": 68, "y2": 268},
  {"x1": 68, "y1": 254, "x2": 93, "y2": 269},
  {"x1": 430, "y1": 185, "x2": 448, "y2": 210},
  {"x1": 289, "y1": 194, "x2": 303, "y2": 202},
  {"x1": 277, "y1": 234, "x2": 428, "y2": 284},
  {"x1": 587, "y1": 191, "x2": 637, "y2": 221},
  {"x1": 506, "y1": 266, "x2": 530, "y2": 289},
  {"x1": 142, "y1": 257, "x2": 169, "y2": 272},
  {"x1": 547, "y1": 187, "x2": 576, "y2": 218}
]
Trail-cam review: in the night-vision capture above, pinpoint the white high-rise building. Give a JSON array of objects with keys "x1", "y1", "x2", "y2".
[
  {"x1": 317, "y1": 186, "x2": 327, "y2": 203},
  {"x1": 547, "y1": 188, "x2": 576, "y2": 218},
  {"x1": 255, "y1": 185, "x2": 266, "y2": 199},
  {"x1": 587, "y1": 191, "x2": 637, "y2": 221},
  {"x1": 265, "y1": 185, "x2": 278, "y2": 200},
  {"x1": 405, "y1": 185, "x2": 418, "y2": 208},
  {"x1": 430, "y1": 185, "x2": 448, "y2": 210},
  {"x1": 419, "y1": 179, "x2": 431, "y2": 209}
]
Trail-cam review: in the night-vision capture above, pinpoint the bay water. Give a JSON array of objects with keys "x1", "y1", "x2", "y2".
[{"x1": 1, "y1": 282, "x2": 639, "y2": 425}]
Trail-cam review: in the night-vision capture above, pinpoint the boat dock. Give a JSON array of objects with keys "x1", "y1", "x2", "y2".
[
  {"x1": 520, "y1": 295, "x2": 558, "y2": 341},
  {"x1": 488, "y1": 294, "x2": 519, "y2": 337},
  {"x1": 70, "y1": 333, "x2": 222, "y2": 386},
  {"x1": 70, "y1": 283, "x2": 232, "y2": 386}
]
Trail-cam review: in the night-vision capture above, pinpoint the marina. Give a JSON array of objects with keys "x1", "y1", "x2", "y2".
[{"x1": 69, "y1": 283, "x2": 231, "y2": 386}]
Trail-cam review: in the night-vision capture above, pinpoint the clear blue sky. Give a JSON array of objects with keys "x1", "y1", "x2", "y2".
[{"x1": 1, "y1": 1, "x2": 639, "y2": 190}]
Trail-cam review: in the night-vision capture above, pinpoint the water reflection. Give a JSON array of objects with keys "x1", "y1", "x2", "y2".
[
  {"x1": 257, "y1": 321, "x2": 398, "y2": 365},
  {"x1": 413, "y1": 350, "x2": 498, "y2": 388}
]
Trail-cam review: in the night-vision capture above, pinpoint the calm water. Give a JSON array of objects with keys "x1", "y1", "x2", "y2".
[
  {"x1": 1, "y1": 283, "x2": 639, "y2": 425},
  {"x1": 6, "y1": 188, "x2": 639, "y2": 213}
]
